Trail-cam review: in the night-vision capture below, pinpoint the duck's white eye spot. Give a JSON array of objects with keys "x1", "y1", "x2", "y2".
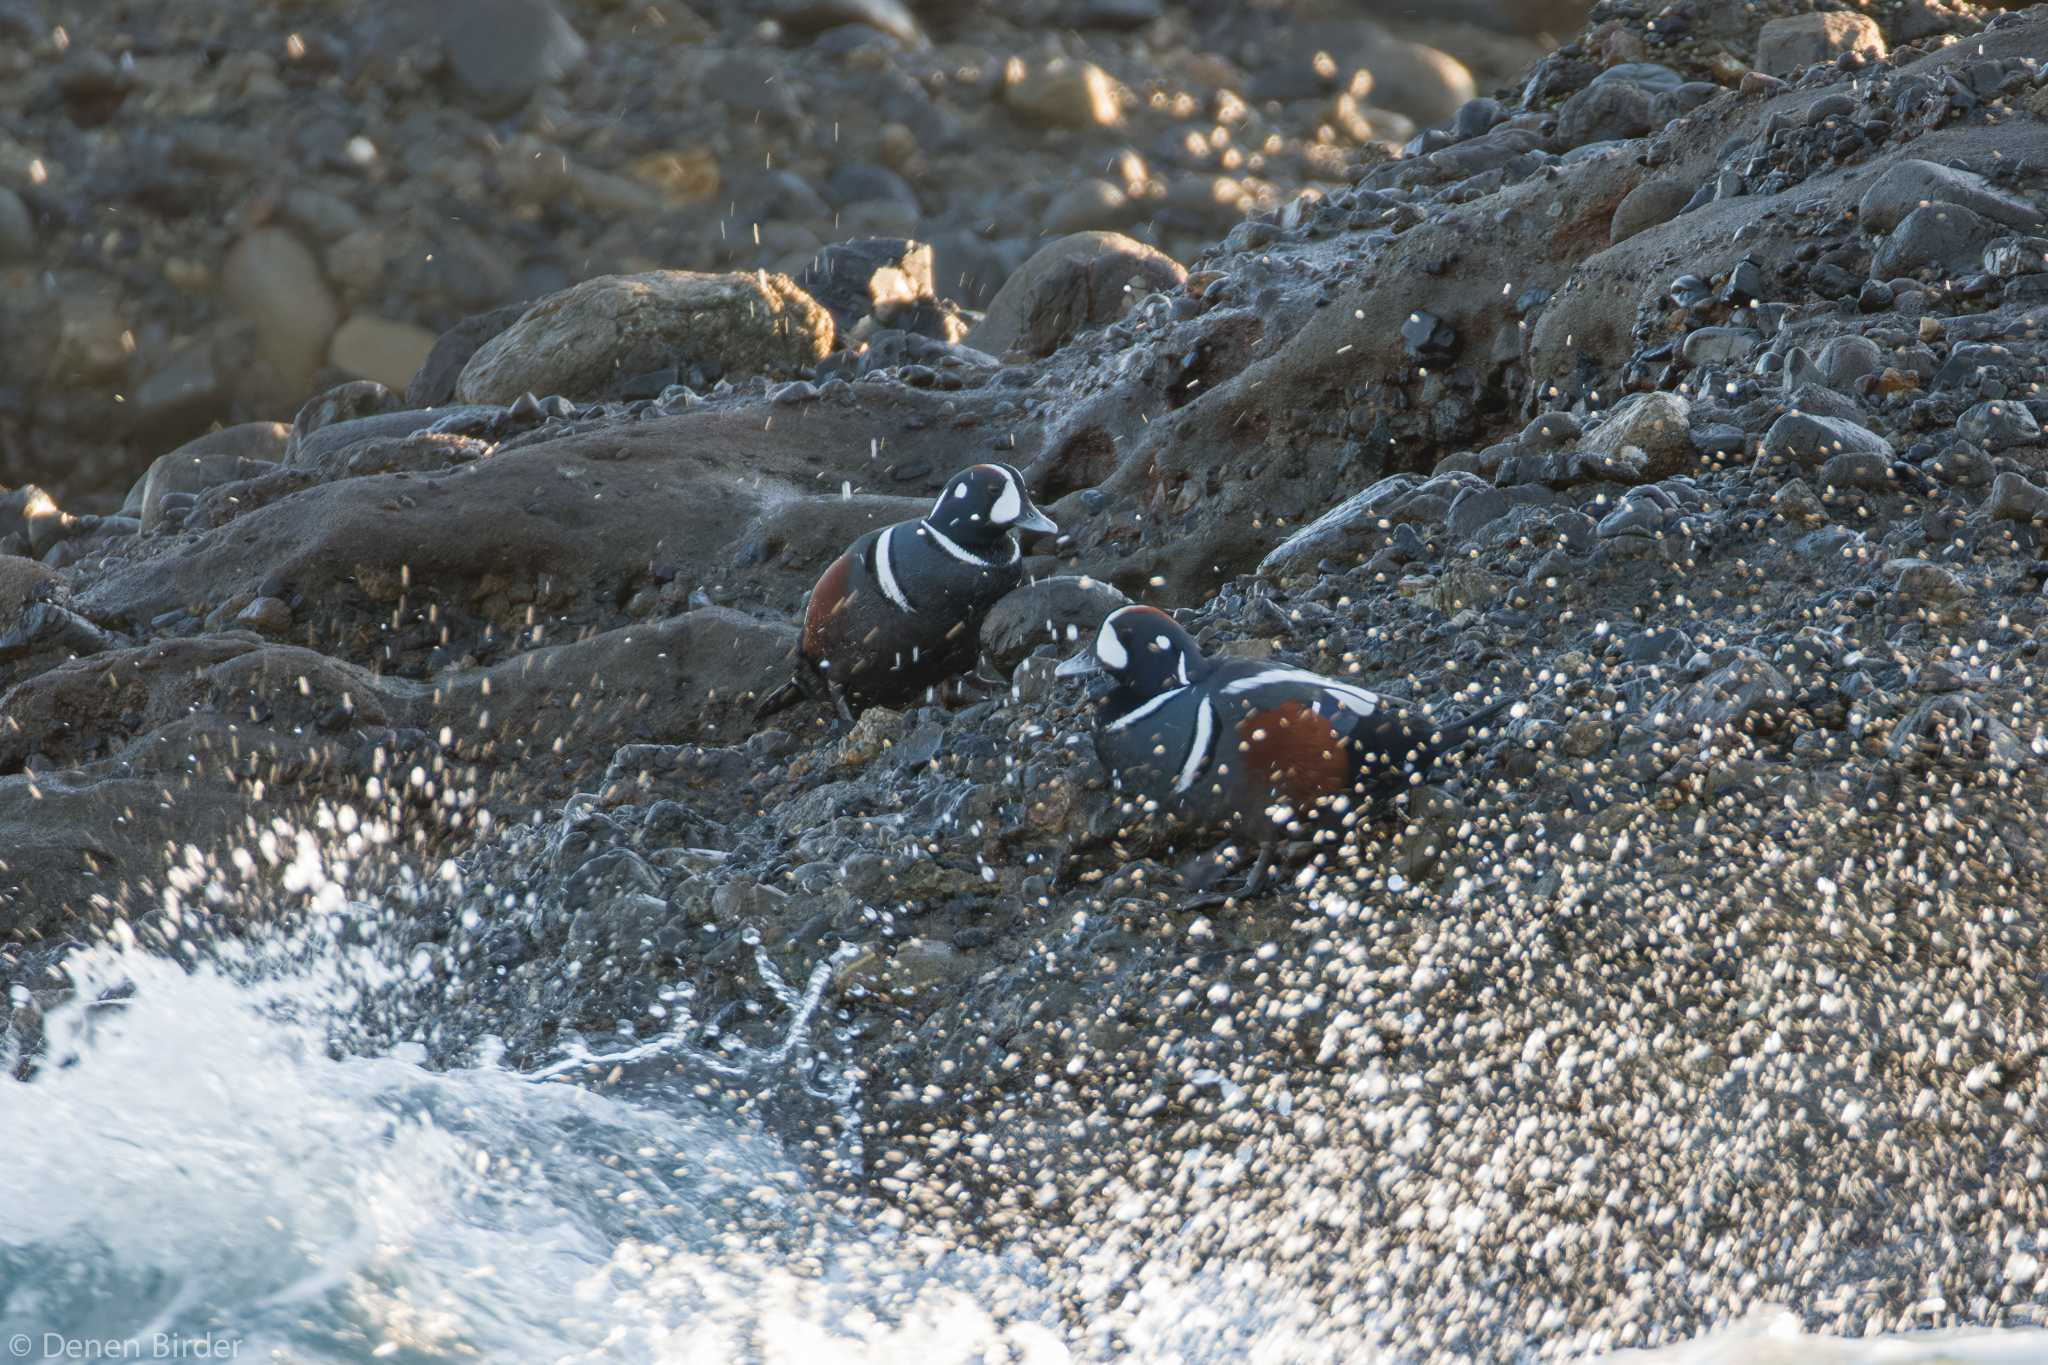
[
  {"x1": 1096, "y1": 619, "x2": 1129, "y2": 670},
  {"x1": 955, "y1": 482, "x2": 969, "y2": 498},
  {"x1": 1154, "y1": 635, "x2": 1171, "y2": 651}
]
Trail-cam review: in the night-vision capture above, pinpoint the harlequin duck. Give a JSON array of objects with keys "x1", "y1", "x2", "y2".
[
  {"x1": 1057, "y1": 604, "x2": 1512, "y2": 901},
  {"x1": 757, "y1": 463, "x2": 1058, "y2": 721}
]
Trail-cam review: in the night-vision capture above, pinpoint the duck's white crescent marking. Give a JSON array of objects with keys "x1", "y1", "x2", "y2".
[
  {"x1": 1105, "y1": 685, "x2": 1187, "y2": 731},
  {"x1": 1096, "y1": 617, "x2": 1129, "y2": 670},
  {"x1": 1173, "y1": 695, "x2": 1215, "y2": 794},
  {"x1": 990, "y1": 468, "x2": 1023, "y2": 524},
  {"x1": 921, "y1": 523, "x2": 993, "y2": 567},
  {"x1": 874, "y1": 526, "x2": 914, "y2": 611},
  {"x1": 1220, "y1": 668, "x2": 1383, "y2": 716}
]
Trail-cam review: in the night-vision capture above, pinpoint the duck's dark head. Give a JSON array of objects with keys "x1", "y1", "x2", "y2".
[
  {"x1": 925, "y1": 463, "x2": 1056, "y2": 545},
  {"x1": 1055, "y1": 604, "x2": 1205, "y2": 701}
]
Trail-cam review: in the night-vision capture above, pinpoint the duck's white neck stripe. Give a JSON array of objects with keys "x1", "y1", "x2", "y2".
[
  {"x1": 921, "y1": 522, "x2": 997, "y2": 567},
  {"x1": 1173, "y1": 695, "x2": 1216, "y2": 794},
  {"x1": 874, "y1": 526, "x2": 914, "y2": 612},
  {"x1": 1105, "y1": 685, "x2": 1187, "y2": 732}
]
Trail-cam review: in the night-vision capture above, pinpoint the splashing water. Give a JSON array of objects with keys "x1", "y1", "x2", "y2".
[
  {"x1": 0, "y1": 822, "x2": 1333, "y2": 1364},
  {"x1": 0, "y1": 934, "x2": 1075, "y2": 1362},
  {"x1": 4, "y1": 813, "x2": 2047, "y2": 1364}
]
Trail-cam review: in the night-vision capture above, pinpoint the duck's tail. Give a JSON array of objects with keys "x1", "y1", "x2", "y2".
[
  {"x1": 1429, "y1": 695, "x2": 1515, "y2": 756},
  {"x1": 753, "y1": 675, "x2": 807, "y2": 722}
]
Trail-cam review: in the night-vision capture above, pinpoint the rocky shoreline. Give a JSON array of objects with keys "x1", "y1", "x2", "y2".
[{"x1": 9, "y1": 0, "x2": 2048, "y2": 1358}]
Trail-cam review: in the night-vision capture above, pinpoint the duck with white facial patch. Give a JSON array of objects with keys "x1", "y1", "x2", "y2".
[
  {"x1": 1058, "y1": 604, "x2": 1513, "y2": 906},
  {"x1": 757, "y1": 463, "x2": 1059, "y2": 721}
]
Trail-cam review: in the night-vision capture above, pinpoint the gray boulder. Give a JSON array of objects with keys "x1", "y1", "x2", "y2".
[
  {"x1": 1763, "y1": 412, "x2": 1891, "y2": 467},
  {"x1": 1754, "y1": 13, "x2": 1884, "y2": 78},
  {"x1": 1872, "y1": 203, "x2": 2004, "y2": 279},
  {"x1": 430, "y1": 0, "x2": 587, "y2": 115},
  {"x1": 980, "y1": 576, "x2": 1132, "y2": 675},
  {"x1": 455, "y1": 271, "x2": 835, "y2": 405},
  {"x1": 1957, "y1": 399, "x2": 2041, "y2": 451},
  {"x1": 966, "y1": 233, "x2": 1184, "y2": 359},
  {"x1": 1858, "y1": 159, "x2": 2043, "y2": 235}
]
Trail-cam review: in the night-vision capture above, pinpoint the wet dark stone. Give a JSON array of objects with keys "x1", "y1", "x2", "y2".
[{"x1": 1401, "y1": 309, "x2": 1458, "y2": 365}]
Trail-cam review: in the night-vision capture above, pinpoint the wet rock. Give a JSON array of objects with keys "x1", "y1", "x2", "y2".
[
  {"x1": 775, "y1": 0, "x2": 923, "y2": 47},
  {"x1": 405, "y1": 302, "x2": 530, "y2": 408},
  {"x1": 1888, "y1": 693, "x2": 2029, "y2": 770},
  {"x1": 1044, "y1": 178, "x2": 1136, "y2": 236},
  {"x1": 826, "y1": 163, "x2": 919, "y2": 214},
  {"x1": 220, "y1": 227, "x2": 341, "y2": 391},
  {"x1": 1609, "y1": 178, "x2": 1689, "y2": 245},
  {"x1": 1656, "y1": 649, "x2": 1791, "y2": 732},
  {"x1": 1783, "y1": 383, "x2": 1865, "y2": 426},
  {"x1": 796, "y1": 238, "x2": 937, "y2": 337},
  {"x1": 837, "y1": 706, "x2": 906, "y2": 770},
  {"x1": 1003, "y1": 58, "x2": 1120, "y2": 129},
  {"x1": 1816, "y1": 335, "x2": 1882, "y2": 390},
  {"x1": 328, "y1": 315, "x2": 438, "y2": 391},
  {"x1": 1447, "y1": 485, "x2": 1509, "y2": 539},
  {"x1": 1753, "y1": 13, "x2": 1884, "y2": 78},
  {"x1": 135, "y1": 443, "x2": 279, "y2": 533},
  {"x1": 0, "y1": 557, "x2": 63, "y2": 635},
  {"x1": 980, "y1": 575, "x2": 1131, "y2": 674},
  {"x1": 292, "y1": 380, "x2": 406, "y2": 448},
  {"x1": 1873, "y1": 203, "x2": 2005, "y2": 280},
  {"x1": 51, "y1": 289, "x2": 129, "y2": 383},
  {"x1": 0, "y1": 602, "x2": 114, "y2": 661},
  {"x1": 0, "y1": 485, "x2": 70, "y2": 558},
  {"x1": 1258, "y1": 474, "x2": 1462, "y2": 577},
  {"x1": 1562, "y1": 714, "x2": 1614, "y2": 758},
  {"x1": 128, "y1": 346, "x2": 226, "y2": 449},
  {"x1": 430, "y1": 0, "x2": 588, "y2": 115},
  {"x1": 700, "y1": 55, "x2": 803, "y2": 124},
  {"x1": 1556, "y1": 79, "x2": 1652, "y2": 147},
  {"x1": 966, "y1": 232, "x2": 1183, "y2": 359},
  {"x1": 284, "y1": 406, "x2": 498, "y2": 477},
  {"x1": 1957, "y1": 399, "x2": 2040, "y2": 451},
  {"x1": 278, "y1": 188, "x2": 366, "y2": 245},
  {"x1": 1521, "y1": 412, "x2": 1581, "y2": 449},
  {"x1": 836, "y1": 937, "x2": 976, "y2": 999},
  {"x1": 1366, "y1": 40, "x2": 1475, "y2": 128},
  {"x1": 1680, "y1": 327, "x2": 1759, "y2": 367},
  {"x1": 1596, "y1": 495, "x2": 1667, "y2": 539},
  {"x1": 1762, "y1": 412, "x2": 1890, "y2": 468},
  {"x1": 1072, "y1": 0, "x2": 1161, "y2": 28},
  {"x1": 1817, "y1": 451, "x2": 1892, "y2": 491},
  {"x1": 1983, "y1": 237, "x2": 2048, "y2": 278},
  {"x1": 1986, "y1": 472, "x2": 2048, "y2": 522},
  {"x1": 1770, "y1": 478, "x2": 1825, "y2": 523},
  {"x1": 119, "y1": 423, "x2": 289, "y2": 519},
  {"x1": 1892, "y1": 560, "x2": 1967, "y2": 603},
  {"x1": 234, "y1": 596, "x2": 292, "y2": 636},
  {"x1": 0, "y1": 186, "x2": 33, "y2": 263},
  {"x1": 1857, "y1": 160, "x2": 2044, "y2": 236},
  {"x1": 1575, "y1": 391, "x2": 1693, "y2": 482},
  {"x1": 454, "y1": 272, "x2": 834, "y2": 405},
  {"x1": 1400, "y1": 310, "x2": 1458, "y2": 365},
  {"x1": 1926, "y1": 442, "x2": 1994, "y2": 490}
]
